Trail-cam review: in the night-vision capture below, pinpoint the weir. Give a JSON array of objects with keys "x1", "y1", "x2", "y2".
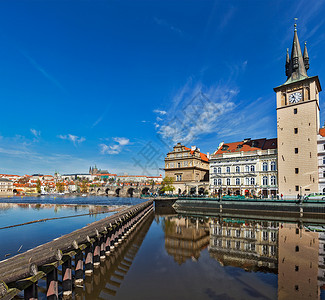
[{"x1": 0, "y1": 200, "x2": 153, "y2": 299}]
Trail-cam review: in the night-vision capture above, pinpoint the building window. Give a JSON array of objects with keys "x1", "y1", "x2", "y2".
[
  {"x1": 271, "y1": 176, "x2": 276, "y2": 185},
  {"x1": 226, "y1": 178, "x2": 231, "y2": 185},
  {"x1": 295, "y1": 185, "x2": 299, "y2": 191},
  {"x1": 323, "y1": 170, "x2": 325, "y2": 178},
  {"x1": 295, "y1": 265, "x2": 299, "y2": 272},
  {"x1": 226, "y1": 166, "x2": 230, "y2": 173},
  {"x1": 295, "y1": 246, "x2": 299, "y2": 252},
  {"x1": 236, "y1": 166, "x2": 240, "y2": 173},
  {"x1": 214, "y1": 167, "x2": 217, "y2": 173},
  {"x1": 323, "y1": 157, "x2": 325, "y2": 165},
  {"x1": 236, "y1": 178, "x2": 240, "y2": 185},
  {"x1": 263, "y1": 231, "x2": 268, "y2": 241},
  {"x1": 263, "y1": 162, "x2": 268, "y2": 171},
  {"x1": 263, "y1": 176, "x2": 268, "y2": 186},
  {"x1": 214, "y1": 179, "x2": 218, "y2": 185},
  {"x1": 250, "y1": 165, "x2": 255, "y2": 172},
  {"x1": 176, "y1": 175, "x2": 182, "y2": 181},
  {"x1": 217, "y1": 167, "x2": 221, "y2": 174},
  {"x1": 245, "y1": 165, "x2": 250, "y2": 172},
  {"x1": 294, "y1": 128, "x2": 298, "y2": 134},
  {"x1": 236, "y1": 230, "x2": 241, "y2": 237},
  {"x1": 294, "y1": 108, "x2": 297, "y2": 114},
  {"x1": 218, "y1": 179, "x2": 222, "y2": 185},
  {"x1": 250, "y1": 177, "x2": 255, "y2": 185},
  {"x1": 245, "y1": 177, "x2": 250, "y2": 185},
  {"x1": 178, "y1": 162, "x2": 181, "y2": 168},
  {"x1": 270, "y1": 161, "x2": 276, "y2": 171},
  {"x1": 295, "y1": 148, "x2": 298, "y2": 154},
  {"x1": 295, "y1": 168, "x2": 299, "y2": 174}
]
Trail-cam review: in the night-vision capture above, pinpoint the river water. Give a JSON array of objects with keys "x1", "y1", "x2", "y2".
[{"x1": 1, "y1": 196, "x2": 325, "y2": 299}]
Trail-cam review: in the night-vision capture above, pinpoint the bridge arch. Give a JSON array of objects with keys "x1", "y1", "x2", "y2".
[
  {"x1": 127, "y1": 188, "x2": 134, "y2": 197},
  {"x1": 115, "y1": 188, "x2": 121, "y2": 197},
  {"x1": 105, "y1": 188, "x2": 110, "y2": 195},
  {"x1": 141, "y1": 187, "x2": 150, "y2": 195}
]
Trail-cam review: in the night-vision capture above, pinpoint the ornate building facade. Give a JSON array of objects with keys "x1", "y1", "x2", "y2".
[
  {"x1": 209, "y1": 138, "x2": 277, "y2": 197},
  {"x1": 164, "y1": 143, "x2": 209, "y2": 194}
]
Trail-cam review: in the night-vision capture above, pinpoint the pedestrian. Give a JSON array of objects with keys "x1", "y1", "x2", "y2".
[{"x1": 281, "y1": 193, "x2": 283, "y2": 200}]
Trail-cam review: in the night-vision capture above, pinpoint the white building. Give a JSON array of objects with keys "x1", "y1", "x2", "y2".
[
  {"x1": 0, "y1": 178, "x2": 13, "y2": 196},
  {"x1": 209, "y1": 138, "x2": 278, "y2": 198},
  {"x1": 318, "y1": 128, "x2": 325, "y2": 193}
]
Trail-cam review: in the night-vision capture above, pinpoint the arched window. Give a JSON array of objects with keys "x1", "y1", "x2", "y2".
[
  {"x1": 236, "y1": 178, "x2": 240, "y2": 185},
  {"x1": 323, "y1": 157, "x2": 325, "y2": 165},
  {"x1": 250, "y1": 165, "x2": 255, "y2": 172},
  {"x1": 214, "y1": 167, "x2": 217, "y2": 173},
  {"x1": 262, "y1": 176, "x2": 268, "y2": 186},
  {"x1": 214, "y1": 179, "x2": 218, "y2": 185},
  {"x1": 217, "y1": 167, "x2": 221, "y2": 174},
  {"x1": 226, "y1": 166, "x2": 230, "y2": 173},
  {"x1": 271, "y1": 176, "x2": 276, "y2": 185},
  {"x1": 323, "y1": 170, "x2": 325, "y2": 178},
  {"x1": 218, "y1": 178, "x2": 222, "y2": 185},
  {"x1": 236, "y1": 166, "x2": 240, "y2": 173},
  {"x1": 245, "y1": 165, "x2": 250, "y2": 172},
  {"x1": 250, "y1": 177, "x2": 255, "y2": 185},
  {"x1": 226, "y1": 178, "x2": 231, "y2": 185},
  {"x1": 245, "y1": 177, "x2": 250, "y2": 185},
  {"x1": 263, "y1": 162, "x2": 268, "y2": 172},
  {"x1": 271, "y1": 161, "x2": 276, "y2": 171}
]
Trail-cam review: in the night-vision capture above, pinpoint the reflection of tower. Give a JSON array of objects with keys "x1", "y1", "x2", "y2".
[
  {"x1": 318, "y1": 231, "x2": 325, "y2": 290},
  {"x1": 278, "y1": 223, "x2": 319, "y2": 299},
  {"x1": 164, "y1": 217, "x2": 210, "y2": 265},
  {"x1": 209, "y1": 219, "x2": 278, "y2": 272}
]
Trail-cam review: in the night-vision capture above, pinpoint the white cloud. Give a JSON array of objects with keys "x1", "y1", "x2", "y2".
[
  {"x1": 153, "y1": 17, "x2": 184, "y2": 37},
  {"x1": 156, "y1": 82, "x2": 237, "y2": 144},
  {"x1": 153, "y1": 109, "x2": 167, "y2": 115},
  {"x1": 58, "y1": 134, "x2": 86, "y2": 145},
  {"x1": 30, "y1": 129, "x2": 41, "y2": 138},
  {"x1": 100, "y1": 137, "x2": 130, "y2": 155}
]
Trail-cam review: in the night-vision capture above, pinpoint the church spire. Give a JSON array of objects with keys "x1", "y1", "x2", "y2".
[
  {"x1": 303, "y1": 41, "x2": 309, "y2": 70},
  {"x1": 285, "y1": 21, "x2": 308, "y2": 84}
]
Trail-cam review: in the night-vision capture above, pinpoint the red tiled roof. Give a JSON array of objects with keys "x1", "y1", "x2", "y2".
[
  {"x1": 184, "y1": 146, "x2": 209, "y2": 162},
  {"x1": 216, "y1": 138, "x2": 277, "y2": 154},
  {"x1": 320, "y1": 128, "x2": 325, "y2": 137}
]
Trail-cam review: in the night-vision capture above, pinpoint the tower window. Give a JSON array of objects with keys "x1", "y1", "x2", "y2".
[
  {"x1": 294, "y1": 128, "x2": 298, "y2": 134},
  {"x1": 295, "y1": 265, "x2": 299, "y2": 271},
  {"x1": 294, "y1": 108, "x2": 297, "y2": 114},
  {"x1": 294, "y1": 148, "x2": 298, "y2": 154},
  {"x1": 295, "y1": 246, "x2": 299, "y2": 252},
  {"x1": 295, "y1": 168, "x2": 299, "y2": 174}
]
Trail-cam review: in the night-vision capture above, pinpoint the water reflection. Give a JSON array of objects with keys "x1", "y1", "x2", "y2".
[
  {"x1": 164, "y1": 217, "x2": 209, "y2": 264},
  {"x1": 161, "y1": 214, "x2": 325, "y2": 299}
]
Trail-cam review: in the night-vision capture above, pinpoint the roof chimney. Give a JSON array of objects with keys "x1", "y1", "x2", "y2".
[{"x1": 191, "y1": 146, "x2": 196, "y2": 151}]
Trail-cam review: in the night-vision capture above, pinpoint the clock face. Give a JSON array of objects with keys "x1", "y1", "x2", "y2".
[{"x1": 289, "y1": 92, "x2": 302, "y2": 104}]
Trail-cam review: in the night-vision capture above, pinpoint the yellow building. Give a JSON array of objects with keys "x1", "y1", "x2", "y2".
[
  {"x1": 274, "y1": 24, "x2": 321, "y2": 197},
  {"x1": 164, "y1": 143, "x2": 209, "y2": 195}
]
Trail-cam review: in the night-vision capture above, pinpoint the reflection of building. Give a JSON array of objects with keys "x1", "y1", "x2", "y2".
[
  {"x1": 318, "y1": 231, "x2": 325, "y2": 289},
  {"x1": 209, "y1": 219, "x2": 278, "y2": 271},
  {"x1": 164, "y1": 217, "x2": 210, "y2": 265},
  {"x1": 317, "y1": 128, "x2": 325, "y2": 193},
  {"x1": 209, "y1": 138, "x2": 277, "y2": 197},
  {"x1": 278, "y1": 224, "x2": 320, "y2": 300},
  {"x1": 0, "y1": 178, "x2": 13, "y2": 196},
  {"x1": 164, "y1": 143, "x2": 209, "y2": 195}
]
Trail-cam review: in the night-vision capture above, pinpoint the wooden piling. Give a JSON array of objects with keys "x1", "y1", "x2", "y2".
[{"x1": 62, "y1": 258, "x2": 72, "y2": 297}]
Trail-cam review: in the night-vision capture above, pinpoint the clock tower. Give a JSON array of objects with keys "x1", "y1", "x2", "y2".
[{"x1": 274, "y1": 23, "x2": 321, "y2": 197}]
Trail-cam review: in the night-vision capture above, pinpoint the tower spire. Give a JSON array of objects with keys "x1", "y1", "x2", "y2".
[
  {"x1": 303, "y1": 41, "x2": 309, "y2": 70},
  {"x1": 285, "y1": 20, "x2": 308, "y2": 84}
]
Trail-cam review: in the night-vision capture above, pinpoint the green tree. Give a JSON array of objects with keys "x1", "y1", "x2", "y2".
[
  {"x1": 56, "y1": 182, "x2": 64, "y2": 193},
  {"x1": 81, "y1": 180, "x2": 88, "y2": 193},
  {"x1": 36, "y1": 179, "x2": 41, "y2": 194},
  {"x1": 161, "y1": 177, "x2": 175, "y2": 193}
]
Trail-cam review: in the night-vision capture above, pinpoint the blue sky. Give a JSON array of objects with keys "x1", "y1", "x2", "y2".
[{"x1": 0, "y1": 0, "x2": 325, "y2": 176}]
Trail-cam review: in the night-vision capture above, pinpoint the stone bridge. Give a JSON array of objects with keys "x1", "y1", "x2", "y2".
[{"x1": 88, "y1": 185, "x2": 160, "y2": 198}]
